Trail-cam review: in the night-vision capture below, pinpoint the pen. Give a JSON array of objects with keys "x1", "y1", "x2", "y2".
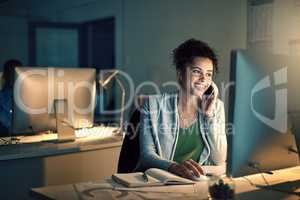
[{"x1": 142, "y1": 172, "x2": 149, "y2": 182}]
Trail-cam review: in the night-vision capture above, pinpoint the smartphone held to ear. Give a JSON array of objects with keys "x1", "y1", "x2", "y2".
[{"x1": 204, "y1": 85, "x2": 214, "y2": 96}]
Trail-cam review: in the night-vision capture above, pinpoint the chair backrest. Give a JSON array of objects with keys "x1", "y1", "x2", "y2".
[
  {"x1": 117, "y1": 108, "x2": 141, "y2": 173},
  {"x1": 117, "y1": 96, "x2": 146, "y2": 173}
]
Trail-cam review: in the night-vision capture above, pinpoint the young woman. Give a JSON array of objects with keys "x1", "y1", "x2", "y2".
[{"x1": 136, "y1": 39, "x2": 227, "y2": 180}]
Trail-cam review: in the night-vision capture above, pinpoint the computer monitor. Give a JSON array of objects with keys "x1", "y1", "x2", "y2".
[
  {"x1": 12, "y1": 67, "x2": 96, "y2": 135},
  {"x1": 227, "y1": 48, "x2": 300, "y2": 177}
]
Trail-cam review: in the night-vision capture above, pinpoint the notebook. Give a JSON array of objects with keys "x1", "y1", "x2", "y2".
[{"x1": 112, "y1": 168, "x2": 195, "y2": 187}]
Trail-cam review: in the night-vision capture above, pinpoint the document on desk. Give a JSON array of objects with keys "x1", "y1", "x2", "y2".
[{"x1": 111, "y1": 168, "x2": 194, "y2": 187}]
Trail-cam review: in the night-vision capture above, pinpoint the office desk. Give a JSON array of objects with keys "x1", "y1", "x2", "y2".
[
  {"x1": 31, "y1": 166, "x2": 300, "y2": 200},
  {"x1": 0, "y1": 135, "x2": 123, "y2": 200}
]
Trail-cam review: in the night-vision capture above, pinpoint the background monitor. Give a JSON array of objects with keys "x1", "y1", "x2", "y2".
[
  {"x1": 227, "y1": 48, "x2": 300, "y2": 177},
  {"x1": 12, "y1": 67, "x2": 96, "y2": 135}
]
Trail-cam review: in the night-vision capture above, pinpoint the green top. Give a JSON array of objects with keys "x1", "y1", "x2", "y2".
[{"x1": 173, "y1": 120, "x2": 204, "y2": 164}]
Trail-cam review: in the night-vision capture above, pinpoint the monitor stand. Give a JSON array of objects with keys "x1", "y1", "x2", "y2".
[
  {"x1": 56, "y1": 119, "x2": 75, "y2": 142},
  {"x1": 54, "y1": 99, "x2": 75, "y2": 142}
]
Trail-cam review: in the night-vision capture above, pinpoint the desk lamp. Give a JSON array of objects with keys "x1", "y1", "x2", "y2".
[{"x1": 99, "y1": 70, "x2": 125, "y2": 135}]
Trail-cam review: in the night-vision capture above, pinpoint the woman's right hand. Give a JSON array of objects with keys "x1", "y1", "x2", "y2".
[
  {"x1": 202, "y1": 81, "x2": 219, "y2": 118},
  {"x1": 168, "y1": 159, "x2": 204, "y2": 180}
]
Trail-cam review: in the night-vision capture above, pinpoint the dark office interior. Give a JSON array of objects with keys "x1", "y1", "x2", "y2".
[{"x1": 0, "y1": 0, "x2": 300, "y2": 199}]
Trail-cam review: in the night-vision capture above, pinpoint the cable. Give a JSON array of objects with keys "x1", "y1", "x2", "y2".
[
  {"x1": 242, "y1": 176, "x2": 300, "y2": 196},
  {"x1": 242, "y1": 170, "x2": 300, "y2": 197},
  {"x1": 255, "y1": 184, "x2": 300, "y2": 196},
  {"x1": 255, "y1": 166, "x2": 270, "y2": 186},
  {"x1": 241, "y1": 176, "x2": 257, "y2": 187}
]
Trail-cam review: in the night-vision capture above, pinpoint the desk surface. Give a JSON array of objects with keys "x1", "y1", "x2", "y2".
[
  {"x1": 0, "y1": 135, "x2": 123, "y2": 161},
  {"x1": 31, "y1": 166, "x2": 300, "y2": 200}
]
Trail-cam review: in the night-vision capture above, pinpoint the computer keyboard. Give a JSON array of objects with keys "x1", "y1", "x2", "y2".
[
  {"x1": 19, "y1": 133, "x2": 57, "y2": 143},
  {"x1": 0, "y1": 133, "x2": 58, "y2": 144},
  {"x1": 0, "y1": 126, "x2": 120, "y2": 145},
  {"x1": 75, "y1": 126, "x2": 119, "y2": 139}
]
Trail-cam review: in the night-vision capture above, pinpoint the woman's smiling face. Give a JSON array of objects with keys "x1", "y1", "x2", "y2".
[{"x1": 179, "y1": 57, "x2": 213, "y2": 98}]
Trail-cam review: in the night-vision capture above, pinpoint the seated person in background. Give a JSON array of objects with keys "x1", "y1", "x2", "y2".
[
  {"x1": 136, "y1": 39, "x2": 227, "y2": 180},
  {"x1": 0, "y1": 59, "x2": 23, "y2": 135}
]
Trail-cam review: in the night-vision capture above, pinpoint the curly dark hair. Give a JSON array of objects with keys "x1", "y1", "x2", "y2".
[{"x1": 172, "y1": 39, "x2": 218, "y2": 74}]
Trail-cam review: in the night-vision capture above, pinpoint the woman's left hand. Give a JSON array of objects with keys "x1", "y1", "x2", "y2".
[{"x1": 202, "y1": 81, "x2": 219, "y2": 118}]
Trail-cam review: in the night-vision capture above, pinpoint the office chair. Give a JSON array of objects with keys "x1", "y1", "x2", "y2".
[
  {"x1": 117, "y1": 108, "x2": 141, "y2": 173},
  {"x1": 0, "y1": 123, "x2": 9, "y2": 137},
  {"x1": 117, "y1": 96, "x2": 146, "y2": 173}
]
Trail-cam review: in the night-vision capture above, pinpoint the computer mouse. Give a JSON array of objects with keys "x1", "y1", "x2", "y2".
[{"x1": 191, "y1": 174, "x2": 210, "y2": 181}]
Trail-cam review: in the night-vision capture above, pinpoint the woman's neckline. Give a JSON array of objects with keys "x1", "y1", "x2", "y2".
[{"x1": 179, "y1": 118, "x2": 198, "y2": 130}]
